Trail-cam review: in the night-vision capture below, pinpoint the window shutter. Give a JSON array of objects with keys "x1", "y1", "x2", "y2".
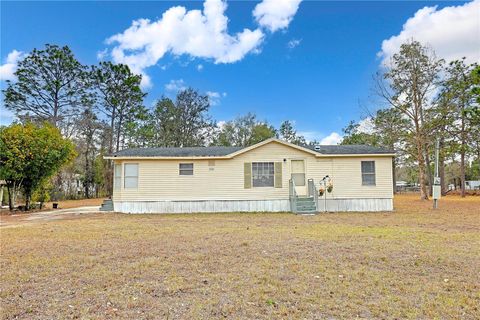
[
  {"x1": 244, "y1": 162, "x2": 252, "y2": 189},
  {"x1": 274, "y1": 162, "x2": 282, "y2": 188}
]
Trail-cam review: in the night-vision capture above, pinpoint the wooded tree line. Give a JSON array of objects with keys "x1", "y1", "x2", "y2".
[
  {"x1": 1, "y1": 41, "x2": 478, "y2": 208},
  {"x1": 1, "y1": 44, "x2": 313, "y2": 205},
  {"x1": 341, "y1": 41, "x2": 479, "y2": 198}
]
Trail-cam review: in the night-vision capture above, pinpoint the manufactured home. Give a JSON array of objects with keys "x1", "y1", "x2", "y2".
[{"x1": 104, "y1": 138, "x2": 395, "y2": 214}]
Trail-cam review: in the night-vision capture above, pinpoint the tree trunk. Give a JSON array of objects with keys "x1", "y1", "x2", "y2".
[
  {"x1": 414, "y1": 121, "x2": 429, "y2": 200},
  {"x1": 116, "y1": 112, "x2": 124, "y2": 152},
  {"x1": 84, "y1": 182, "x2": 90, "y2": 199},
  {"x1": 439, "y1": 144, "x2": 446, "y2": 195},
  {"x1": 418, "y1": 158, "x2": 429, "y2": 200},
  {"x1": 109, "y1": 109, "x2": 116, "y2": 155},
  {"x1": 85, "y1": 143, "x2": 90, "y2": 199},
  {"x1": 460, "y1": 151, "x2": 466, "y2": 197},
  {"x1": 425, "y1": 150, "x2": 433, "y2": 197},
  {"x1": 7, "y1": 185, "x2": 13, "y2": 211},
  {"x1": 459, "y1": 102, "x2": 467, "y2": 197},
  {"x1": 25, "y1": 188, "x2": 31, "y2": 211},
  {"x1": 0, "y1": 185, "x2": 3, "y2": 207}
]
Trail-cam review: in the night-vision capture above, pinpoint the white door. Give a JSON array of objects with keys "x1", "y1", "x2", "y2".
[{"x1": 291, "y1": 160, "x2": 307, "y2": 196}]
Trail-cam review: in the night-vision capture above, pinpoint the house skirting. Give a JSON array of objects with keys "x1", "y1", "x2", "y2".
[
  {"x1": 316, "y1": 198, "x2": 393, "y2": 212},
  {"x1": 114, "y1": 199, "x2": 290, "y2": 213},
  {"x1": 113, "y1": 198, "x2": 393, "y2": 214}
]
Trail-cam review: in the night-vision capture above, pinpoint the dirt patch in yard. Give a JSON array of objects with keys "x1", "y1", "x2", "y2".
[
  {"x1": 0, "y1": 194, "x2": 479, "y2": 319},
  {"x1": 0, "y1": 206, "x2": 102, "y2": 228},
  {"x1": 0, "y1": 198, "x2": 105, "y2": 215}
]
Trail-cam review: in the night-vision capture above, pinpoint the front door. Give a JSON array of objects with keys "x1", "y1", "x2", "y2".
[{"x1": 291, "y1": 160, "x2": 307, "y2": 196}]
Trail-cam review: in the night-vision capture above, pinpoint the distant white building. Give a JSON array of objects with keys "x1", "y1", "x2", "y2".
[
  {"x1": 396, "y1": 181, "x2": 408, "y2": 187},
  {"x1": 466, "y1": 181, "x2": 480, "y2": 190}
]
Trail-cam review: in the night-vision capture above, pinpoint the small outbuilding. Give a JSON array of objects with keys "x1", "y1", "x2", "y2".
[{"x1": 104, "y1": 138, "x2": 395, "y2": 213}]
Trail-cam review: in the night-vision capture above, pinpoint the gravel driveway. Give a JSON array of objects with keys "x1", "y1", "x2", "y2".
[{"x1": 0, "y1": 206, "x2": 101, "y2": 227}]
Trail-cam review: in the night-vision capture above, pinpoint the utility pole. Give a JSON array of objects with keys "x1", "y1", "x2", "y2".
[{"x1": 433, "y1": 139, "x2": 441, "y2": 209}]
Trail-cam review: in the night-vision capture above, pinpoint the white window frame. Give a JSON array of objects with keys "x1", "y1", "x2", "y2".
[
  {"x1": 361, "y1": 161, "x2": 376, "y2": 186},
  {"x1": 179, "y1": 163, "x2": 194, "y2": 175},
  {"x1": 124, "y1": 163, "x2": 139, "y2": 189},
  {"x1": 252, "y1": 162, "x2": 275, "y2": 188},
  {"x1": 114, "y1": 164, "x2": 122, "y2": 190}
]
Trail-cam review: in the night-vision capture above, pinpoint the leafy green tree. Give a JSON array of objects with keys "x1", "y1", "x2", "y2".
[
  {"x1": 279, "y1": 120, "x2": 306, "y2": 145},
  {"x1": 2, "y1": 44, "x2": 89, "y2": 136},
  {"x1": 123, "y1": 105, "x2": 155, "y2": 148},
  {"x1": 469, "y1": 65, "x2": 480, "y2": 171},
  {"x1": 341, "y1": 120, "x2": 379, "y2": 146},
  {"x1": 439, "y1": 59, "x2": 478, "y2": 197},
  {"x1": 32, "y1": 179, "x2": 53, "y2": 209},
  {"x1": 93, "y1": 152, "x2": 107, "y2": 198},
  {"x1": 77, "y1": 107, "x2": 102, "y2": 198},
  {"x1": 0, "y1": 123, "x2": 76, "y2": 210},
  {"x1": 215, "y1": 113, "x2": 276, "y2": 147},
  {"x1": 90, "y1": 62, "x2": 145, "y2": 195},
  {"x1": 90, "y1": 61, "x2": 146, "y2": 153},
  {"x1": 375, "y1": 40, "x2": 444, "y2": 200},
  {"x1": 150, "y1": 89, "x2": 215, "y2": 147},
  {"x1": 251, "y1": 122, "x2": 278, "y2": 145},
  {"x1": 149, "y1": 97, "x2": 178, "y2": 147}
]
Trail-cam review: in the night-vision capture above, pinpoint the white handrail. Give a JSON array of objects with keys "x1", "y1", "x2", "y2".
[{"x1": 289, "y1": 179, "x2": 298, "y2": 213}]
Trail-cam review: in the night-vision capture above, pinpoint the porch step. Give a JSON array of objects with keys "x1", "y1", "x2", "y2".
[
  {"x1": 295, "y1": 197, "x2": 317, "y2": 214},
  {"x1": 99, "y1": 199, "x2": 114, "y2": 212}
]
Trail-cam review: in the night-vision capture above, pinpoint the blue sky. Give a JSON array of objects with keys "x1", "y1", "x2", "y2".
[{"x1": 1, "y1": 0, "x2": 477, "y2": 144}]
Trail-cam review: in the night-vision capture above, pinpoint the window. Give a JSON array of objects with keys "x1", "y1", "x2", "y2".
[
  {"x1": 124, "y1": 163, "x2": 138, "y2": 188},
  {"x1": 361, "y1": 161, "x2": 376, "y2": 186},
  {"x1": 114, "y1": 164, "x2": 121, "y2": 190},
  {"x1": 179, "y1": 163, "x2": 194, "y2": 175},
  {"x1": 252, "y1": 162, "x2": 274, "y2": 187}
]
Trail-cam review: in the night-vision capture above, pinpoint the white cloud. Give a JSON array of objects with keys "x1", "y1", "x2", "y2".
[
  {"x1": 253, "y1": 0, "x2": 302, "y2": 32},
  {"x1": 165, "y1": 79, "x2": 187, "y2": 92},
  {"x1": 297, "y1": 130, "x2": 342, "y2": 145},
  {"x1": 164, "y1": 80, "x2": 224, "y2": 105},
  {"x1": 96, "y1": 49, "x2": 108, "y2": 60},
  {"x1": 197, "y1": 64, "x2": 204, "y2": 71},
  {"x1": 217, "y1": 120, "x2": 227, "y2": 129},
  {"x1": 103, "y1": 0, "x2": 302, "y2": 87},
  {"x1": 298, "y1": 131, "x2": 320, "y2": 142},
  {"x1": 140, "y1": 74, "x2": 152, "y2": 89},
  {"x1": 319, "y1": 132, "x2": 343, "y2": 145},
  {"x1": 105, "y1": 0, "x2": 265, "y2": 86},
  {"x1": 207, "y1": 90, "x2": 226, "y2": 106},
  {"x1": 379, "y1": 0, "x2": 480, "y2": 64},
  {"x1": 0, "y1": 50, "x2": 25, "y2": 81},
  {"x1": 206, "y1": 91, "x2": 220, "y2": 98},
  {"x1": 287, "y1": 38, "x2": 302, "y2": 49},
  {"x1": 357, "y1": 117, "x2": 375, "y2": 134},
  {"x1": 0, "y1": 105, "x2": 15, "y2": 125}
]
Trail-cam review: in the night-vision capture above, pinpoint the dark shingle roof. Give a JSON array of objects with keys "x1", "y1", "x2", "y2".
[
  {"x1": 304, "y1": 144, "x2": 394, "y2": 155},
  {"x1": 110, "y1": 141, "x2": 394, "y2": 158},
  {"x1": 111, "y1": 146, "x2": 243, "y2": 157}
]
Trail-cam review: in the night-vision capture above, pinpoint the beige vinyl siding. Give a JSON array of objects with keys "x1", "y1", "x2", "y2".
[{"x1": 113, "y1": 141, "x2": 393, "y2": 202}]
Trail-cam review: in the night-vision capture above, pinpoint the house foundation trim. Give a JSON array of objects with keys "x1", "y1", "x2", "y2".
[{"x1": 113, "y1": 198, "x2": 393, "y2": 213}]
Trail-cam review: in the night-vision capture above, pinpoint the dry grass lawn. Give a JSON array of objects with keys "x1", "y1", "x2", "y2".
[{"x1": 1, "y1": 194, "x2": 479, "y2": 319}]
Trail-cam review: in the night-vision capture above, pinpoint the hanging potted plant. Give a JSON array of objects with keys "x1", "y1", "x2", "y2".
[
  {"x1": 318, "y1": 185, "x2": 325, "y2": 196},
  {"x1": 327, "y1": 179, "x2": 333, "y2": 193}
]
